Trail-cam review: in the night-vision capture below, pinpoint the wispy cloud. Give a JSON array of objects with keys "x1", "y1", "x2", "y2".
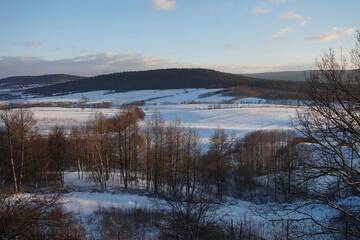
[
  {"x1": 272, "y1": 27, "x2": 293, "y2": 38},
  {"x1": 0, "y1": 53, "x2": 187, "y2": 78},
  {"x1": 253, "y1": 6, "x2": 270, "y2": 14},
  {"x1": 279, "y1": 11, "x2": 310, "y2": 26},
  {"x1": 308, "y1": 26, "x2": 356, "y2": 42},
  {"x1": 21, "y1": 41, "x2": 42, "y2": 48},
  {"x1": 152, "y1": 0, "x2": 176, "y2": 11},
  {"x1": 267, "y1": 0, "x2": 290, "y2": 4}
]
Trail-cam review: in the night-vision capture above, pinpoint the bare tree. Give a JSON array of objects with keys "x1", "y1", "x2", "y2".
[
  {"x1": 0, "y1": 108, "x2": 36, "y2": 192},
  {"x1": 160, "y1": 187, "x2": 218, "y2": 240},
  {"x1": 108, "y1": 106, "x2": 144, "y2": 189},
  {"x1": 206, "y1": 129, "x2": 232, "y2": 200},
  {"x1": 86, "y1": 112, "x2": 110, "y2": 191},
  {"x1": 47, "y1": 126, "x2": 67, "y2": 187},
  {"x1": 295, "y1": 31, "x2": 360, "y2": 238}
]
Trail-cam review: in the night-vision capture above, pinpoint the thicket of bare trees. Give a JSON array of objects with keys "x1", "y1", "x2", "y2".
[
  {"x1": 0, "y1": 108, "x2": 85, "y2": 240},
  {"x1": 0, "y1": 108, "x2": 56, "y2": 192},
  {"x1": 202, "y1": 129, "x2": 232, "y2": 200},
  {"x1": 0, "y1": 193, "x2": 85, "y2": 240},
  {"x1": 0, "y1": 107, "x2": 302, "y2": 200},
  {"x1": 95, "y1": 206, "x2": 263, "y2": 240},
  {"x1": 236, "y1": 130, "x2": 295, "y2": 177},
  {"x1": 0, "y1": 106, "x2": 297, "y2": 201}
]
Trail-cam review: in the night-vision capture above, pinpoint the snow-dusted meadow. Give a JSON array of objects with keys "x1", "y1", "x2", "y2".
[
  {"x1": 3, "y1": 88, "x2": 299, "y2": 107},
  {"x1": 3, "y1": 88, "x2": 299, "y2": 141},
  {"x1": 11, "y1": 88, "x2": 234, "y2": 105},
  {"x1": 30, "y1": 104, "x2": 297, "y2": 141}
]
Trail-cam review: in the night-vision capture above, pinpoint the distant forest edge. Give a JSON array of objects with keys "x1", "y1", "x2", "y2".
[
  {"x1": 0, "y1": 74, "x2": 83, "y2": 87},
  {"x1": 2, "y1": 69, "x2": 307, "y2": 100}
]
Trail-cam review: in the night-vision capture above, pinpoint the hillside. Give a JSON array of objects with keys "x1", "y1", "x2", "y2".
[
  {"x1": 25, "y1": 68, "x2": 306, "y2": 99},
  {"x1": 0, "y1": 74, "x2": 83, "y2": 88}
]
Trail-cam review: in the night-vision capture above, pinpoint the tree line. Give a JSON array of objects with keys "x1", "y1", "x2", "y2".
[{"x1": 0, "y1": 106, "x2": 300, "y2": 201}]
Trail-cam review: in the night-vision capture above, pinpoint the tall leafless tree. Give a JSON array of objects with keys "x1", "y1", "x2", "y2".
[{"x1": 295, "y1": 31, "x2": 360, "y2": 238}]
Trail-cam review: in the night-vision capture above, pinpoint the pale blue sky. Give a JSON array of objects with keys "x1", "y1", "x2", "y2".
[{"x1": 0, "y1": 0, "x2": 359, "y2": 77}]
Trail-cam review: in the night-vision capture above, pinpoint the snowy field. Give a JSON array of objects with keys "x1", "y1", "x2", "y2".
[
  {"x1": 30, "y1": 104, "x2": 298, "y2": 140},
  {"x1": 2, "y1": 88, "x2": 299, "y2": 141},
  {"x1": 2, "y1": 87, "x2": 298, "y2": 106},
  {"x1": 9, "y1": 88, "x2": 236, "y2": 105}
]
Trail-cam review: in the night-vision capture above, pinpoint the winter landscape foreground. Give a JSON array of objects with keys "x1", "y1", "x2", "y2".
[{"x1": 1, "y1": 87, "x2": 359, "y2": 239}]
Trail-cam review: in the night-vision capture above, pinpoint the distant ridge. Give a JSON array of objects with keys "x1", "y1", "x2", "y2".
[
  {"x1": 0, "y1": 74, "x2": 83, "y2": 88},
  {"x1": 245, "y1": 71, "x2": 313, "y2": 82},
  {"x1": 246, "y1": 69, "x2": 358, "y2": 81},
  {"x1": 24, "y1": 68, "x2": 305, "y2": 98}
]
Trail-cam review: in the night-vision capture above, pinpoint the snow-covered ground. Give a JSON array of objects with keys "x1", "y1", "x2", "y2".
[
  {"x1": 1, "y1": 87, "x2": 298, "y2": 106},
  {"x1": 234, "y1": 97, "x2": 266, "y2": 104},
  {"x1": 30, "y1": 104, "x2": 298, "y2": 140},
  {"x1": 61, "y1": 172, "x2": 355, "y2": 240},
  {"x1": 145, "y1": 104, "x2": 296, "y2": 131}
]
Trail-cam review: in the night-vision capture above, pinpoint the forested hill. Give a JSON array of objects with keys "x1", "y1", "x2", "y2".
[
  {"x1": 25, "y1": 68, "x2": 305, "y2": 96},
  {"x1": 245, "y1": 70, "x2": 311, "y2": 81},
  {"x1": 0, "y1": 74, "x2": 83, "y2": 88}
]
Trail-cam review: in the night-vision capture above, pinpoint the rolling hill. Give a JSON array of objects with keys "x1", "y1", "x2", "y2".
[{"x1": 24, "y1": 68, "x2": 306, "y2": 99}]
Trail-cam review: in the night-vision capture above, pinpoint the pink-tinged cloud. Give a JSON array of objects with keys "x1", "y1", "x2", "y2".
[
  {"x1": 152, "y1": 0, "x2": 176, "y2": 11},
  {"x1": 272, "y1": 27, "x2": 293, "y2": 38},
  {"x1": 253, "y1": 6, "x2": 270, "y2": 14},
  {"x1": 308, "y1": 27, "x2": 356, "y2": 42},
  {"x1": 279, "y1": 11, "x2": 310, "y2": 26}
]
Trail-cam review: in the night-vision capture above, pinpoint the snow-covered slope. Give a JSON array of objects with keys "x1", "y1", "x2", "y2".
[{"x1": 16, "y1": 88, "x2": 234, "y2": 105}]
